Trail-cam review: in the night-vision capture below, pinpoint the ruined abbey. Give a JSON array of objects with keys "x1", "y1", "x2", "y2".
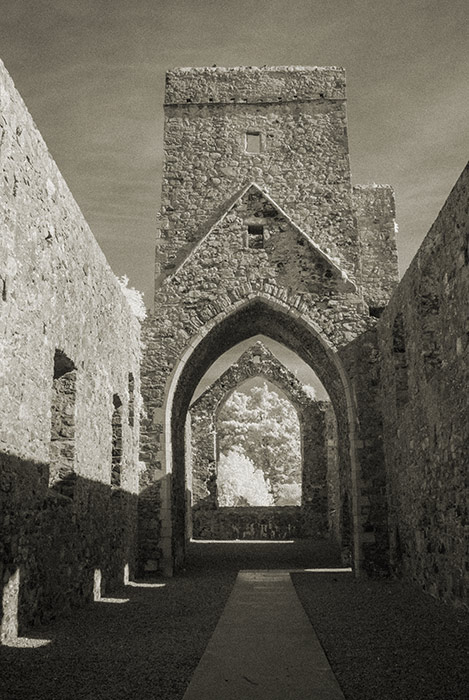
[{"x1": 1, "y1": 62, "x2": 468, "y2": 643}]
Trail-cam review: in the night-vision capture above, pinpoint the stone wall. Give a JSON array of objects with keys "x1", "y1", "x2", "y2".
[
  {"x1": 0, "y1": 59, "x2": 142, "y2": 640},
  {"x1": 157, "y1": 66, "x2": 397, "y2": 299},
  {"x1": 157, "y1": 66, "x2": 357, "y2": 282},
  {"x1": 5, "y1": 57, "x2": 465, "y2": 612},
  {"x1": 189, "y1": 341, "x2": 337, "y2": 540},
  {"x1": 193, "y1": 506, "x2": 308, "y2": 541},
  {"x1": 141, "y1": 66, "x2": 399, "y2": 575},
  {"x1": 353, "y1": 184, "x2": 399, "y2": 309},
  {"x1": 339, "y1": 328, "x2": 390, "y2": 575},
  {"x1": 377, "y1": 163, "x2": 469, "y2": 606}
]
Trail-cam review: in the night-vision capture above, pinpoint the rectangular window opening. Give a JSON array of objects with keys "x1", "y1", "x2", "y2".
[
  {"x1": 247, "y1": 224, "x2": 264, "y2": 249},
  {"x1": 245, "y1": 132, "x2": 261, "y2": 153},
  {"x1": 50, "y1": 350, "x2": 77, "y2": 497},
  {"x1": 369, "y1": 306, "x2": 385, "y2": 318}
]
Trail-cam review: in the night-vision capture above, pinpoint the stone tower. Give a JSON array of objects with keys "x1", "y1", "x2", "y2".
[{"x1": 140, "y1": 66, "x2": 399, "y2": 576}]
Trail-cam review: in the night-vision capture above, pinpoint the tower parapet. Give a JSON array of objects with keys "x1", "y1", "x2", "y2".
[{"x1": 164, "y1": 65, "x2": 346, "y2": 105}]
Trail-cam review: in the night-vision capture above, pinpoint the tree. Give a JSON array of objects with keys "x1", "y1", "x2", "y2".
[
  {"x1": 118, "y1": 275, "x2": 147, "y2": 321},
  {"x1": 217, "y1": 381, "x2": 301, "y2": 504},
  {"x1": 217, "y1": 448, "x2": 274, "y2": 507}
]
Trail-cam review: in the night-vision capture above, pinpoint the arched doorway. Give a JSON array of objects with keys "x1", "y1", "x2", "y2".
[
  {"x1": 165, "y1": 297, "x2": 359, "y2": 573},
  {"x1": 215, "y1": 378, "x2": 303, "y2": 510},
  {"x1": 188, "y1": 340, "x2": 338, "y2": 542}
]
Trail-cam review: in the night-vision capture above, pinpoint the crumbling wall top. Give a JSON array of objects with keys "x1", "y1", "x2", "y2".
[{"x1": 165, "y1": 65, "x2": 346, "y2": 105}]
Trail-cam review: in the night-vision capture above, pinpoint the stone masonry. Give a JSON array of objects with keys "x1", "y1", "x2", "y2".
[
  {"x1": 140, "y1": 66, "x2": 399, "y2": 575},
  {"x1": 376, "y1": 164, "x2": 469, "y2": 608},
  {"x1": 189, "y1": 341, "x2": 338, "y2": 541},
  {"x1": 1, "y1": 54, "x2": 468, "y2": 640},
  {"x1": 0, "y1": 59, "x2": 142, "y2": 641}
]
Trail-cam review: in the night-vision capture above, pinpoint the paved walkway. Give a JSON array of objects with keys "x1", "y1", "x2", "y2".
[{"x1": 182, "y1": 570, "x2": 345, "y2": 700}]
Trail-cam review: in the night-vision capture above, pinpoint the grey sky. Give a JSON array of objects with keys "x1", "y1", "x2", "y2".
[
  {"x1": 192, "y1": 336, "x2": 330, "y2": 402},
  {"x1": 1, "y1": 0, "x2": 468, "y2": 311}
]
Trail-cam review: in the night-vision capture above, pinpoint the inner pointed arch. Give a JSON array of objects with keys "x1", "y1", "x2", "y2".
[{"x1": 168, "y1": 296, "x2": 358, "y2": 570}]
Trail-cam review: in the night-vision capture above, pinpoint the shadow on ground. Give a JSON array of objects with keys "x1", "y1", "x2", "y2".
[
  {"x1": 0, "y1": 539, "x2": 336, "y2": 700},
  {"x1": 2, "y1": 540, "x2": 468, "y2": 700},
  {"x1": 293, "y1": 571, "x2": 469, "y2": 700},
  {"x1": 186, "y1": 537, "x2": 342, "y2": 572}
]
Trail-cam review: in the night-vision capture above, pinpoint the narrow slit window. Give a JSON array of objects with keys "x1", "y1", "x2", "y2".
[
  {"x1": 392, "y1": 313, "x2": 409, "y2": 405},
  {"x1": 128, "y1": 372, "x2": 134, "y2": 427},
  {"x1": 245, "y1": 132, "x2": 261, "y2": 153},
  {"x1": 247, "y1": 224, "x2": 264, "y2": 249},
  {"x1": 111, "y1": 394, "x2": 123, "y2": 487}
]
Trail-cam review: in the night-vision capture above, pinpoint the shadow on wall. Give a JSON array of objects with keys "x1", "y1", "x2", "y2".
[
  {"x1": 0, "y1": 452, "x2": 138, "y2": 644},
  {"x1": 136, "y1": 476, "x2": 165, "y2": 577},
  {"x1": 338, "y1": 327, "x2": 390, "y2": 577},
  {"x1": 0, "y1": 545, "x2": 242, "y2": 700}
]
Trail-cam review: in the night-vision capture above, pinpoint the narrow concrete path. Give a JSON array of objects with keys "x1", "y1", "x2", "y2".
[{"x1": 182, "y1": 570, "x2": 345, "y2": 700}]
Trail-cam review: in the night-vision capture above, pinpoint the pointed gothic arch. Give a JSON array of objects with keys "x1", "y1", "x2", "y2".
[
  {"x1": 158, "y1": 296, "x2": 360, "y2": 573},
  {"x1": 188, "y1": 341, "x2": 337, "y2": 540},
  {"x1": 213, "y1": 377, "x2": 302, "y2": 509}
]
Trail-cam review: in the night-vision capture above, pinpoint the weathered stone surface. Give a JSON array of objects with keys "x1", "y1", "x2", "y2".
[
  {"x1": 376, "y1": 164, "x2": 469, "y2": 607},
  {"x1": 193, "y1": 506, "x2": 313, "y2": 541},
  {"x1": 164, "y1": 65, "x2": 347, "y2": 105},
  {"x1": 339, "y1": 328, "x2": 390, "y2": 575},
  {"x1": 2, "y1": 53, "x2": 467, "y2": 625},
  {"x1": 353, "y1": 184, "x2": 399, "y2": 308},
  {"x1": 0, "y1": 58, "x2": 141, "y2": 639},
  {"x1": 141, "y1": 65, "x2": 399, "y2": 576}
]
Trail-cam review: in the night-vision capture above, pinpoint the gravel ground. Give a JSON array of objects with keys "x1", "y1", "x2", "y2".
[
  {"x1": 292, "y1": 571, "x2": 469, "y2": 700},
  {"x1": 1, "y1": 541, "x2": 467, "y2": 700}
]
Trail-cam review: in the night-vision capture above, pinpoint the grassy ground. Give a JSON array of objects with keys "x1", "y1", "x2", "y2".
[
  {"x1": 292, "y1": 571, "x2": 469, "y2": 700},
  {"x1": 0, "y1": 566, "x2": 235, "y2": 700},
  {"x1": 1, "y1": 541, "x2": 468, "y2": 700},
  {"x1": 0, "y1": 540, "x2": 330, "y2": 700}
]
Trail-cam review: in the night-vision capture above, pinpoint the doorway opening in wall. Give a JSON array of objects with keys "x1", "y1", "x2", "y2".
[
  {"x1": 168, "y1": 300, "x2": 357, "y2": 573},
  {"x1": 216, "y1": 379, "x2": 302, "y2": 508},
  {"x1": 186, "y1": 334, "x2": 340, "y2": 545}
]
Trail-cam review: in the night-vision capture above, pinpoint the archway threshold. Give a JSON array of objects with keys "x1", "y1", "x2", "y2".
[
  {"x1": 186, "y1": 538, "x2": 344, "y2": 573},
  {"x1": 191, "y1": 538, "x2": 297, "y2": 544}
]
